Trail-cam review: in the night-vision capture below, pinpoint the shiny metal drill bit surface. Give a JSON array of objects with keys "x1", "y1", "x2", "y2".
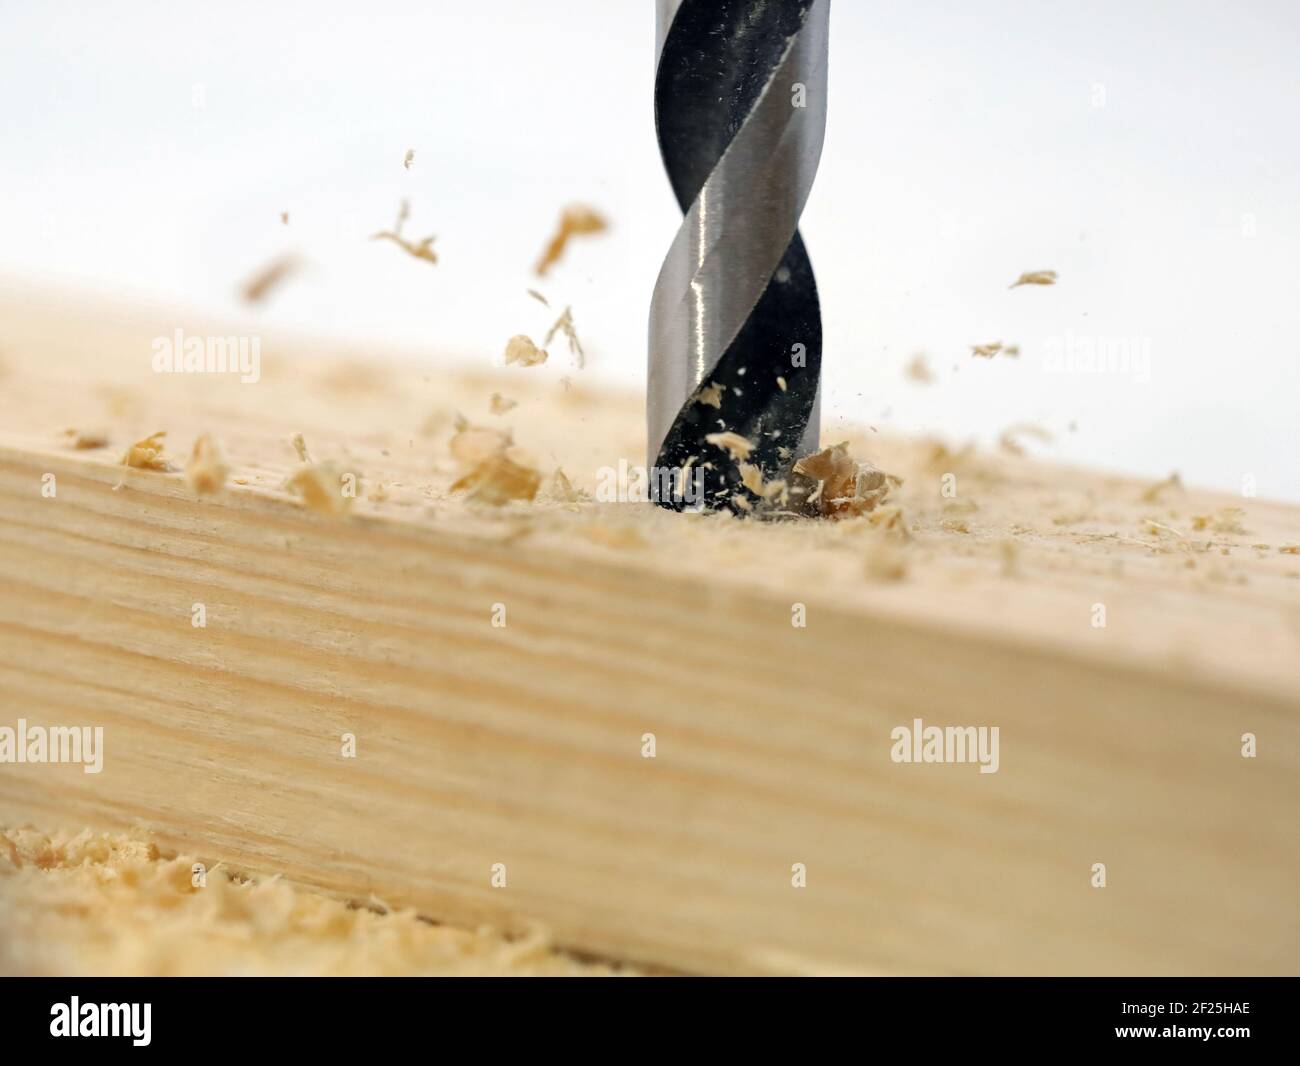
[{"x1": 649, "y1": 0, "x2": 828, "y2": 511}]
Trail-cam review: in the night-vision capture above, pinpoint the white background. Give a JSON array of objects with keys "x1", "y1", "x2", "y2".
[{"x1": 2, "y1": 1, "x2": 1296, "y2": 497}]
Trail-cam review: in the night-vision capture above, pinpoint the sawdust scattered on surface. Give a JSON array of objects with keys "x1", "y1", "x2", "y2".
[
  {"x1": 534, "y1": 204, "x2": 608, "y2": 276},
  {"x1": 280, "y1": 211, "x2": 289, "y2": 225},
  {"x1": 449, "y1": 417, "x2": 541, "y2": 505},
  {"x1": 403, "y1": 149, "x2": 415, "y2": 170},
  {"x1": 121, "y1": 431, "x2": 170, "y2": 471},
  {"x1": 290, "y1": 431, "x2": 312, "y2": 463},
  {"x1": 548, "y1": 467, "x2": 582, "y2": 503},
  {"x1": 1140, "y1": 472, "x2": 1184, "y2": 502},
  {"x1": 0, "y1": 828, "x2": 625, "y2": 977},
  {"x1": 240, "y1": 254, "x2": 300, "y2": 304},
  {"x1": 527, "y1": 288, "x2": 550, "y2": 307},
  {"x1": 64, "y1": 427, "x2": 109, "y2": 450},
  {"x1": 489, "y1": 392, "x2": 518, "y2": 415},
  {"x1": 371, "y1": 200, "x2": 437, "y2": 266},
  {"x1": 1192, "y1": 507, "x2": 1249, "y2": 535},
  {"x1": 1009, "y1": 269, "x2": 1058, "y2": 289},
  {"x1": 185, "y1": 434, "x2": 228, "y2": 495},
  {"x1": 286, "y1": 462, "x2": 353, "y2": 516},
  {"x1": 504, "y1": 334, "x2": 548, "y2": 367}
]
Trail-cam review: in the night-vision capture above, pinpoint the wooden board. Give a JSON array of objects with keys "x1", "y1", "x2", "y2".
[{"x1": 1, "y1": 284, "x2": 1298, "y2": 975}]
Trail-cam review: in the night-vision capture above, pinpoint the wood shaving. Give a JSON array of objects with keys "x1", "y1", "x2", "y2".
[
  {"x1": 970, "y1": 341, "x2": 1004, "y2": 359},
  {"x1": 695, "y1": 382, "x2": 724, "y2": 409},
  {"x1": 1191, "y1": 508, "x2": 1248, "y2": 535},
  {"x1": 1009, "y1": 269, "x2": 1058, "y2": 289},
  {"x1": 403, "y1": 149, "x2": 414, "y2": 170},
  {"x1": 290, "y1": 432, "x2": 312, "y2": 463},
  {"x1": 504, "y1": 335, "x2": 548, "y2": 367},
  {"x1": 1140, "y1": 472, "x2": 1183, "y2": 502},
  {"x1": 905, "y1": 353, "x2": 934, "y2": 383},
  {"x1": 705, "y1": 431, "x2": 754, "y2": 462},
  {"x1": 549, "y1": 468, "x2": 582, "y2": 503},
  {"x1": 1279, "y1": 545, "x2": 1300, "y2": 555},
  {"x1": 121, "y1": 431, "x2": 170, "y2": 471},
  {"x1": 999, "y1": 424, "x2": 1053, "y2": 457},
  {"x1": 794, "y1": 443, "x2": 900, "y2": 519},
  {"x1": 527, "y1": 289, "x2": 550, "y2": 307},
  {"x1": 371, "y1": 200, "x2": 437, "y2": 265},
  {"x1": 448, "y1": 418, "x2": 541, "y2": 505},
  {"x1": 544, "y1": 306, "x2": 585, "y2": 367},
  {"x1": 452, "y1": 452, "x2": 541, "y2": 505},
  {"x1": 534, "y1": 204, "x2": 609, "y2": 276},
  {"x1": 489, "y1": 393, "x2": 518, "y2": 415},
  {"x1": 286, "y1": 462, "x2": 353, "y2": 516},
  {"x1": 240, "y1": 254, "x2": 300, "y2": 304},
  {"x1": 942, "y1": 518, "x2": 972, "y2": 534},
  {"x1": 64, "y1": 428, "x2": 109, "y2": 450},
  {"x1": 185, "y1": 434, "x2": 228, "y2": 495},
  {"x1": 450, "y1": 416, "x2": 512, "y2": 467}
]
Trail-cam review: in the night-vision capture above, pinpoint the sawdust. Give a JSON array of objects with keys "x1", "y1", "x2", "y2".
[
  {"x1": 904, "y1": 353, "x2": 935, "y2": 383},
  {"x1": 534, "y1": 204, "x2": 608, "y2": 276},
  {"x1": 286, "y1": 462, "x2": 353, "y2": 516},
  {"x1": 0, "y1": 828, "x2": 622, "y2": 977},
  {"x1": 970, "y1": 341, "x2": 1006, "y2": 359},
  {"x1": 185, "y1": 434, "x2": 228, "y2": 495},
  {"x1": 504, "y1": 335, "x2": 548, "y2": 367},
  {"x1": 490, "y1": 393, "x2": 518, "y2": 415},
  {"x1": 793, "y1": 443, "x2": 900, "y2": 520},
  {"x1": 548, "y1": 468, "x2": 582, "y2": 503},
  {"x1": 240, "y1": 254, "x2": 300, "y2": 304},
  {"x1": 1009, "y1": 270, "x2": 1058, "y2": 289},
  {"x1": 403, "y1": 149, "x2": 415, "y2": 170},
  {"x1": 705, "y1": 431, "x2": 754, "y2": 462},
  {"x1": 999, "y1": 424, "x2": 1053, "y2": 457},
  {"x1": 544, "y1": 306, "x2": 585, "y2": 367},
  {"x1": 448, "y1": 418, "x2": 541, "y2": 505},
  {"x1": 1140, "y1": 472, "x2": 1184, "y2": 502},
  {"x1": 121, "y1": 431, "x2": 170, "y2": 471},
  {"x1": 64, "y1": 427, "x2": 109, "y2": 450},
  {"x1": 527, "y1": 288, "x2": 550, "y2": 307},
  {"x1": 452, "y1": 453, "x2": 541, "y2": 505},
  {"x1": 290, "y1": 431, "x2": 312, "y2": 463},
  {"x1": 1192, "y1": 508, "x2": 1248, "y2": 535},
  {"x1": 371, "y1": 200, "x2": 437, "y2": 265},
  {"x1": 696, "y1": 382, "x2": 725, "y2": 409}
]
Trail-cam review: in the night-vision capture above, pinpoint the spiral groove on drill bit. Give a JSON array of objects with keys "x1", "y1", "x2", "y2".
[{"x1": 649, "y1": 0, "x2": 829, "y2": 512}]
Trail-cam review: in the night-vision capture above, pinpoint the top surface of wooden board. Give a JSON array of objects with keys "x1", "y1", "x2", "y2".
[{"x1": 3, "y1": 285, "x2": 1298, "y2": 709}]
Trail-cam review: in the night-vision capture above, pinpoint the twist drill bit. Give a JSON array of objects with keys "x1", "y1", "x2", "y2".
[{"x1": 649, "y1": 0, "x2": 829, "y2": 513}]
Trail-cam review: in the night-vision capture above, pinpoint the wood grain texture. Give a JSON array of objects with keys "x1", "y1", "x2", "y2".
[{"x1": 1, "y1": 285, "x2": 1298, "y2": 975}]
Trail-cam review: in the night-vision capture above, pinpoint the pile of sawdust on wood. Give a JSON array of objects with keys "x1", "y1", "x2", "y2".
[{"x1": 0, "y1": 828, "x2": 628, "y2": 977}]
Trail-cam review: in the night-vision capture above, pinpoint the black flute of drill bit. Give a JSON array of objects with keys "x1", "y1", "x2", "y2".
[{"x1": 648, "y1": 0, "x2": 829, "y2": 513}]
